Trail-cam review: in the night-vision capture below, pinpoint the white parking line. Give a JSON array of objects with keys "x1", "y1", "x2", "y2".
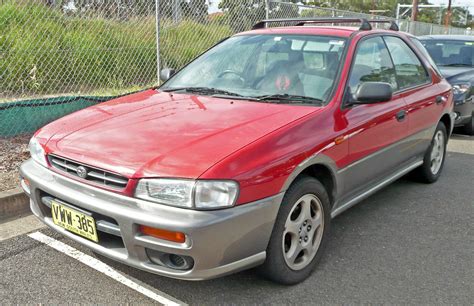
[{"x1": 28, "y1": 231, "x2": 183, "y2": 306}]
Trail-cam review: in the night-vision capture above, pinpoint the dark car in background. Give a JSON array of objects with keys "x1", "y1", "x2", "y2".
[{"x1": 419, "y1": 35, "x2": 474, "y2": 135}]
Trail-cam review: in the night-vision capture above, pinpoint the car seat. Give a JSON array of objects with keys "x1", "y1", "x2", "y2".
[
  {"x1": 256, "y1": 56, "x2": 305, "y2": 95},
  {"x1": 459, "y1": 46, "x2": 473, "y2": 66}
]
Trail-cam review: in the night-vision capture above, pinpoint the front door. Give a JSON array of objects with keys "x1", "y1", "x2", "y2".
[{"x1": 339, "y1": 36, "x2": 409, "y2": 200}]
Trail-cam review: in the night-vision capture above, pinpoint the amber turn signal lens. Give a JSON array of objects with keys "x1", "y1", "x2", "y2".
[
  {"x1": 334, "y1": 135, "x2": 346, "y2": 145},
  {"x1": 139, "y1": 225, "x2": 186, "y2": 243},
  {"x1": 20, "y1": 177, "x2": 31, "y2": 194}
]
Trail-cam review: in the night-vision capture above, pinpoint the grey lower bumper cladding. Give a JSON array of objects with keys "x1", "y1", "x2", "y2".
[{"x1": 20, "y1": 159, "x2": 283, "y2": 280}]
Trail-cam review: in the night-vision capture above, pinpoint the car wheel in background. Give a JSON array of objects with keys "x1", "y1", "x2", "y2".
[
  {"x1": 413, "y1": 122, "x2": 448, "y2": 183},
  {"x1": 259, "y1": 176, "x2": 331, "y2": 285}
]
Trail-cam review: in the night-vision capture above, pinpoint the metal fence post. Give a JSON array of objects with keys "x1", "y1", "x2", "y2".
[
  {"x1": 155, "y1": 0, "x2": 160, "y2": 83},
  {"x1": 265, "y1": 0, "x2": 270, "y2": 19},
  {"x1": 172, "y1": 0, "x2": 181, "y2": 23}
]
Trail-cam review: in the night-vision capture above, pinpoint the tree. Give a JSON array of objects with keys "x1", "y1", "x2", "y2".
[
  {"x1": 444, "y1": 0, "x2": 452, "y2": 27},
  {"x1": 218, "y1": 0, "x2": 266, "y2": 31},
  {"x1": 411, "y1": 0, "x2": 418, "y2": 21},
  {"x1": 268, "y1": 1, "x2": 300, "y2": 19},
  {"x1": 181, "y1": 0, "x2": 209, "y2": 22}
]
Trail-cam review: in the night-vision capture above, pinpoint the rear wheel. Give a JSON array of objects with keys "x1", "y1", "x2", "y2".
[
  {"x1": 463, "y1": 112, "x2": 474, "y2": 136},
  {"x1": 413, "y1": 122, "x2": 447, "y2": 183},
  {"x1": 259, "y1": 176, "x2": 330, "y2": 285}
]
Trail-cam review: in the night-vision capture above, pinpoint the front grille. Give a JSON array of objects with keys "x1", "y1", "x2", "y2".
[{"x1": 48, "y1": 154, "x2": 128, "y2": 189}]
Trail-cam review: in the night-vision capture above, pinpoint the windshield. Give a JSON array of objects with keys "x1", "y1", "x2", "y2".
[
  {"x1": 420, "y1": 39, "x2": 474, "y2": 67},
  {"x1": 160, "y1": 34, "x2": 347, "y2": 104}
]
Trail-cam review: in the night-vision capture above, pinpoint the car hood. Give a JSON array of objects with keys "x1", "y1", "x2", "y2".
[
  {"x1": 41, "y1": 89, "x2": 319, "y2": 178},
  {"x1": 439, "y1": 66, "x2": 474, "y2": 81}
]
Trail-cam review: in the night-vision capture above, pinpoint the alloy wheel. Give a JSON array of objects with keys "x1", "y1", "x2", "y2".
[
  {"x1": 282, "y1": 194, "x2": 324, "y2": 271},
  {"x1": 430, "y1": 130, "x2": 445, "y2": 175}
]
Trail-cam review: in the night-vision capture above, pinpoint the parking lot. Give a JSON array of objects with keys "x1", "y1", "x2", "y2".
[{"x1": 0, "y1": 134, "x2": 472, "y2": 304}]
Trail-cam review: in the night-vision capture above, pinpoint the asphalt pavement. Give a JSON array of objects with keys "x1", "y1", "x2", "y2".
[{"x1": 0, "y1": 134, "x2": 473, "y2": 304}]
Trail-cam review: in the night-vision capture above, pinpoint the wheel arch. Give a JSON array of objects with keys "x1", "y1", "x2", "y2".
[
  {"x1": 280, "y1": 155, "x2": 339, "y2": 208},
  {"x1": 440, "y1": 113, "x2": 452, "y2": 136}
]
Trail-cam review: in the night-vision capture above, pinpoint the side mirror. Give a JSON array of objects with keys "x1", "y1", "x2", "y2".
[
  {"x1": 353, "y1": 82, "x2": 392, "y2": 104},
  {"x1": 160, "y1": 68, "x2": 175, "y2": 82}
]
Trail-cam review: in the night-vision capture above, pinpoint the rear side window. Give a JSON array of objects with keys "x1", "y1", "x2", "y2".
[
  {"x1": 348, "y1": 36, "x2": 398, "y2": 95},
  {"x1": 383, "y1": 36, "x2": 430, "y2": 89}
]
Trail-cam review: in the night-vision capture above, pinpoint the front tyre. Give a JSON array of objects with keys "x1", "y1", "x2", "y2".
[
  {"x1": 259, "y1": 176, "x2": 331, "y2": 285},
  {"x1": 413, "y1": 122, "x2": 448, "y2": 183}
]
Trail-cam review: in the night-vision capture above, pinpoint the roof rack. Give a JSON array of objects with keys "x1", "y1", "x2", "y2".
[{"x1": 251, "y1": 18, "x2": 399, "y2": 31}]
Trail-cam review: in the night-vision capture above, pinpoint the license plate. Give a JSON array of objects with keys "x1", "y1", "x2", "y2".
[{"x1": 51, "y1": 201, "x2": 98, "y2": 242}]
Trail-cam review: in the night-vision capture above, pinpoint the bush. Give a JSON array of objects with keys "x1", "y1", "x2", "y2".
[
  {"x1": 0, "y1": 1, "x2": 232, "y2": 99},
  {"x1": 161, "y1": 20, "x2": 232, "y2": 69}
]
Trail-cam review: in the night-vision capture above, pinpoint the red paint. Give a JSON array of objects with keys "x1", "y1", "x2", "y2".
[{"x1": 34, "y1": 28, "x2": 453, "y2": 204}]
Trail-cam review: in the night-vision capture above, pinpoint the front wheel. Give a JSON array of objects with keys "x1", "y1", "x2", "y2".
[
  {"x1": 413, "y1": 122, "x2": 447, "y2": 183},
  {"x1": 259, "y1": 176, "x2": 331, "y2": 285}
]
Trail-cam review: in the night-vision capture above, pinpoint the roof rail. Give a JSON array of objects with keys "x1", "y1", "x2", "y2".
[
  {"x1": 368, "y1": 19, "x2": 399, "y2": 31},
  {"x1": 251, "y1": 18, "x2": 398, "y2": 31}
]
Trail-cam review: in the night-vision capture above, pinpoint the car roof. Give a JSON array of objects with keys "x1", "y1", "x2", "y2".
[
  {"x1": 418, "y1": 35, "x2": 474, "y2": 41},
  {"x1": 237, "y1": 26, "x2": 401, "y2": 38}
]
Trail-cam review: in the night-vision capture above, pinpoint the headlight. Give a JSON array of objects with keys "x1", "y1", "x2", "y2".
[
  {"x1": 28, "y1": 137, "x2": 48, "y2": 167},
  {"x1": 452, "y1": 83, "x2": 470, "y2": 95},
  {"x1": 135, "y1": 179, "x2": 195, "y2": 208},
  {"x1": 135, "y1": 179, "x2": 239, "y2": 209}
]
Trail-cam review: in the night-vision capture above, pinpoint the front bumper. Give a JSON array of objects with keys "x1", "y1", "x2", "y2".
[
  {"x1": 20, "y1": 159, "x2": 283, "y2": 280},
  {"x1": 453, "y1": 97, "x2": 474, "y2": 126}
]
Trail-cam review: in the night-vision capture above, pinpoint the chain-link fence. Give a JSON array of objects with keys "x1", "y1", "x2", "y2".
[
  {"x1": 1, "y1": 0, "x2": 157, "y2": 101},
  {"x1": 0, "y1": 0, "x2": 472, "y2": 137},
  {"x1": 269, "y1": 1, "x2": 472, "y2": 35}
]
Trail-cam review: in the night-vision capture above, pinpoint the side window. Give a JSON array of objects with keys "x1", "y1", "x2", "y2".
[
  {"x1": 410, "y1": 37, "x2": 442, "y2": 77},
  {"x1": 384, "y1": 36, "x2": 430, "y2": 89},
  {"x1": 348, "y1": 37, "x2": 397, "y2": 96}
]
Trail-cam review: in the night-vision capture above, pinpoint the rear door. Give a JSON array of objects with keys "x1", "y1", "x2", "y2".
[
  {"x1": 340, "y1": 35, "x2": 409, "y2": 199},
  {"x1": 383, "y1": 35, "x2": 444, "y2": 157}
]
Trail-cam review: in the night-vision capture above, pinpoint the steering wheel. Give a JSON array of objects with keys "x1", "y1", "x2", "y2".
[{"x1": 217, "y1": 70, "x2": 245, "y2": 84}]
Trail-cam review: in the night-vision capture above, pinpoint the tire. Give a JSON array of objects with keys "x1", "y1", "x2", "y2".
[
  {"x1": 463, "y1": 112, "x2": 474, "y2": 136},
  {"x1": 259, "y1": 176, "x2": 331, "y2": 285},
  {"x1": 413, "y1": 122, "x2": 448, "y2": 183}
]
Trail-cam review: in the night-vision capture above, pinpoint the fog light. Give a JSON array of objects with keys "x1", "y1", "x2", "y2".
[
  {"x1": 146, "y1": 249, "x2": 194, "y2": 270},
  {"x1": 139, "y1": 225, "x2": 186, "y2": 243}
]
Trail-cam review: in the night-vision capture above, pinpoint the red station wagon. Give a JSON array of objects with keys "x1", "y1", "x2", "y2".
[{"x1": 21, "y1": 18, "x2": 455, "y2": 284}]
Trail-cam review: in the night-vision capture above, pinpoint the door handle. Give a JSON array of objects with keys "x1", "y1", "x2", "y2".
[
  {"x1": 396, "y1": 110, "x2": 407, "y2": 122},
  {"x1": 436, "y1": 95, "x2": 446, "y2": 104}
]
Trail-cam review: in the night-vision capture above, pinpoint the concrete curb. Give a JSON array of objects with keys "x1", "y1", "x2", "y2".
[{"x1": 0, "y1": 188, "x2": 30, "y2": 221}]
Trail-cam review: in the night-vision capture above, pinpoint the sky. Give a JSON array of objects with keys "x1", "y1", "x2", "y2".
[
  {"x1": 429, "y1": 0, "x2": 474, "y2": 13},
  {"x1": 208, "y1": 0, "x2": 220, "y2": 13}
]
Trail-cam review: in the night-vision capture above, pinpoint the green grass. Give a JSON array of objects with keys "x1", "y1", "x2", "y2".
[
  {"x1": 161, "y1": 19, "x2": 232, "y2": 69},
  {"x1": 0, "y1": 1, "x2": 232, "y2": 98}
]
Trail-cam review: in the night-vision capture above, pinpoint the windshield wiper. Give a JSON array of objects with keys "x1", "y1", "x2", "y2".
[
  {"x1": 252, "y1": 93, "x2": 323, "y2": 104},
  {"x1": 161, "y1": 88, "x2": 323, "y2": 104},
  {"x1": 161, "y1": 86, "x2": 244, "y2": 97},
  {"x1": 440, "y1": 63, "x2": 473, "y2": 67}
]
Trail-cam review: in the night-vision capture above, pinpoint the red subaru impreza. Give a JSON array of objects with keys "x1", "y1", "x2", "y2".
[{"x1": 21, "y1": 18, "x2": 454, "y2": 284}]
